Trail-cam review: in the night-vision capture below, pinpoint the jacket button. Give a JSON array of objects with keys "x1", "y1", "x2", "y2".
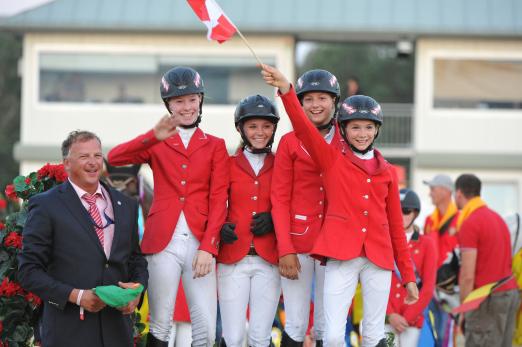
[
  {"x1": 181, "y1": 164, "x2": 187, "y2": 169},
  {"x1": 363, "y1": 194, "x2": 369, "y2": 199},
  {"x1": 395, "y1": 293, "x2": 400, "y2": 298},
  {"x1": 396, "y1": 283, "x2": 401, "y2": 288},
  {"x1": 252, "y1": 211, "x2": 257, "y2": 216},
  {"x1": 319, "y1": 214, "x2": 323, "y2": 218},
  {"x1": 252, "y1": 196, "x2": 257, "y2": 200},
  {"x1": 179, "y1": 197, "x2": 185, "y2": 202},
  {"x1": 367, "y1": 178, "x2": 371, "y2": 183},
  {"x1": 181, "y1": 180, "x2": 186, "y2": 185},
  {"x1": 319, "y1": 201, "x2": 323, "y2": 205},
  {"x1": 105, "y1": 263, "x2": 109, "y2": 268},
  {"x1": 254, "y1": 181, "x2": 259, "y2": 185},
  {"x1": 319, "y1": 187, "x2": 324, "y2": 191},
  {"x1": 363, "y1": 211, "x2": 368, "y2": 216},
  {"x1": 362, "y1": 228, "x2": 367, "y2": 232}
]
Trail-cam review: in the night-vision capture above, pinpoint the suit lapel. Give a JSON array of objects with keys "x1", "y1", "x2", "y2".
[
  {"x1": 58, "y1": 182, "x2": 106, "y2": 257},
  {"x1": 186, "y1": 128, "x2": 209, "y2": 157},
  {"x1": 164, "y1": 133, "x2": 188, "y2": 157},
  {"x1": 235, "y1": 150, "x2": 257, "y2": 178},
  {"x1": 103, "y1": 183, "x2": 123, "y2": 260},
  {"x1": 235, "y1": 149, "x2": 273, "y2": 178},
  {"x1": 258, "y1": 153, "x2": 274, "y2": 176},
  {"x1": 163, "y1": 128, "x2": 209, "y2": 158}
]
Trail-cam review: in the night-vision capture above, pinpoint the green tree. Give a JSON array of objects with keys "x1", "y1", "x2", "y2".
[
  {"x1": 298, "y1": 42, "x2": 414, "y2": 103},
  {"x1": 0, "y1": 32, "x2": 21, "y2": 192}
]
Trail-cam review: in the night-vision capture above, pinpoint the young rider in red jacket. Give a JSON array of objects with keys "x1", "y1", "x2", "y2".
[
  {"x1": 108, "y1": 67, "x2": 229, "y2": 347},
  {"x1": 217, "y1": 95, "x2": 281, "y2": 347},
  {"x1": 271, "y1": 69, "x2": 346, "y2": 347},
  {"x1": 260, "y1": 64, "x2": 419, "y2": 347},
  {"x1": 386, "y1": 188, "x2": 437, "y2": 347}
]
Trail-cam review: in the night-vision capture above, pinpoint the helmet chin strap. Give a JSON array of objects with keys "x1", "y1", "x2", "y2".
[
  {"x1": 349, "y1": 142, "x2": 374, "y2": 155},
  {"x1": 179, "y1": 116, "x2": 201, "y2": 129},
  {"x1": 316, "y1": 119, "x2": 333, "y2": 131}
]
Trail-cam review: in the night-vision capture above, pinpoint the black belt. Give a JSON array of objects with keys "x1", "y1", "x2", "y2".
[{"x1": 247, "y1": 247, "x2": 258, "y2": 256}]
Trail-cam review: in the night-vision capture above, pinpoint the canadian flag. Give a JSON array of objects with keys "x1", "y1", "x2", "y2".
[{"x1": 187, "y1": 0, "x2": 237, "y2": 43}]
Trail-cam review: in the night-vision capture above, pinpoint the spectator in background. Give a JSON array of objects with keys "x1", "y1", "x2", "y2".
[
  {"x1": 423, "y1": 174, "x2": 459, "y2": 347},
  {"x1": 455, "y1": 173, "x2": 519, "y2": 347},
  {"x1": 347, "y1": 76, "x2": 363, "y2": 97}
]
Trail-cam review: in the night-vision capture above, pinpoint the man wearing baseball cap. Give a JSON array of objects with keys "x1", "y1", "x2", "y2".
[{"x1": 422, "y1": 174, "x2": 460, "y2": 347}]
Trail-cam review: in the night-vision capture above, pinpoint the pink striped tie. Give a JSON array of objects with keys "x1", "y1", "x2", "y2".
[{"x1": 82, "y1": 193, "x2": 104, "y2": 247}]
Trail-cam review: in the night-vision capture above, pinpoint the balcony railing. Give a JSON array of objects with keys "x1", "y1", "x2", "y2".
[{"x1": 374, "y1": 103, "x2": 413, "y2": 148}]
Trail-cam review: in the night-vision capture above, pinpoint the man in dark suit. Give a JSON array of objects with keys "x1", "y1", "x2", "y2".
[{"x1": 18, "y1": 130, "x2": 148, "y2": 347}]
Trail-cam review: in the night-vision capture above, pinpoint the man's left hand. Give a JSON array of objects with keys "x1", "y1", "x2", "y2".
[{"x1": 116, "y1": 281, "x2": 142, "y2": 315}]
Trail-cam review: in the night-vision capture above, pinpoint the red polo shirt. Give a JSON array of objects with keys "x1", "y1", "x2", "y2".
[{"x1": 457, "y1": 206, "x2": 516, "y2": 291}]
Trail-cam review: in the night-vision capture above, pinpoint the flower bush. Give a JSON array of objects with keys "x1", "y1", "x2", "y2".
[{"x1": 0, "y1": 163, "x2": 146, "y2": 347}]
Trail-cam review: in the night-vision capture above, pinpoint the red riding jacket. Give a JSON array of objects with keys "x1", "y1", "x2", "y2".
[{"x1": 108, "y1": 128, "x2": 229, "y2": 255}]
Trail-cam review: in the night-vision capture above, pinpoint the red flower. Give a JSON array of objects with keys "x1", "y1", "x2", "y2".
[
  {"x1": 0, "y1": 222, "x2": 5, "y2": 230},
  {"x1": 24, "y1": 177, "x2": 32, "y2": 185},
  {"x1": 37, "y1": 163, "x2": 51, "y2": 180},
  {"x1": 53, "y1": 164, "x2": 68, "y2": 182},
  {"x1": 3, "y1": 232, "x2": 22, "y2": 249},
  {"x1": 0, "y1": 277, "x2": 23, "y2": 297},
  {"x1": 4, "y1": 184, "x2": 17, "y2": 201},
  {"x1": 0, "y1": 198, "x2": 6, "y2": 209},
  {"x1": 37, "y1": 163, "x2": 68, "y2": 182},
  {"x1": 25, "y1": 292, "x2": 42, "y2": 307}
]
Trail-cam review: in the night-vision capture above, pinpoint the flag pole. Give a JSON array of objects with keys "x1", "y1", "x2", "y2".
[{"x1": 235, "y1": 28, "x2": 264, "y2": 67}]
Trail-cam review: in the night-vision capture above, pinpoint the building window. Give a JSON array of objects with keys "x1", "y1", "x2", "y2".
[
  {"x1": 433, "y1": 59, "x2": 522, "y2": 109},
  {"x1": 482, "y1": 182, "x2": 519, "y2": 216},
  {"x1": 39, "y1": 53, "x2": 275, "y2": 105}
]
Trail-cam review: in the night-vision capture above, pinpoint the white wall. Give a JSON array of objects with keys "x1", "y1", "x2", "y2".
[
  {"x1": 19, "y1": 33, "x2": 295, "y2": 161},
  {"x1": 414, "y1": 38, "x2": 522, "y2": 155}
]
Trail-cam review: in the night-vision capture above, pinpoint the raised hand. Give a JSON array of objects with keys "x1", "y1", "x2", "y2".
[
  {"x1": 153, "y1": 114, "x2": 179, "y2": 141},
  {"x1": 259, "y1": 64, "x2": 291, "y2": 94}
]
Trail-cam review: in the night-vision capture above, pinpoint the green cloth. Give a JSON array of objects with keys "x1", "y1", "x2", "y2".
[{"x1": 93, "y1": 284, "x2": 144, "y2": 307}]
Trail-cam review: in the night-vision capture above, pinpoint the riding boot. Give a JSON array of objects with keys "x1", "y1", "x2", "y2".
[
  {"x1": 281, "y1": 331, "x2": 303, "y2": 347},
  {"x1": 146, "y1": 333, "x2": 169, "y2": 347},
  {"x1": 315, "y1": 340, "x2": 323, "y2": 347},
  {"x1": 220, "y1": 337, "x2": 227, "y2": 347},
  {"x1": 374, "y1": 338, "x2": 387, "y2": 347}
]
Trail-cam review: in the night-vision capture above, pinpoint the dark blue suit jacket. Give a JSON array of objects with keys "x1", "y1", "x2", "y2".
[{"x1": 18, "y1": 181, "x2": 148, "y2": 347}]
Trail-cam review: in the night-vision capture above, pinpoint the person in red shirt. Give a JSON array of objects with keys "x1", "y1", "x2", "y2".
[
  {"x1": 271, "y1": 69, "x2": 346, "y2": 347},
  {"x1": 260, "y1": 65, "x2": 418, "y2": 347},
  {"x1": 386, "y1": 188, "x2": 437, "y2": 347},
  {"x1": 217, "y1": 95, "x2": 281, "y2": 347},
  {"x1": 455, "y1": 174, "x2": 519, "y2": 347},
  {"x1": 108, "y1": 67, "x2": 229, "y2": 347}
]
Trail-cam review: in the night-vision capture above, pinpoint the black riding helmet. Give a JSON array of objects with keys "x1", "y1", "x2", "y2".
[
  {"x1": 399, "y1": 188, "x2": 421, "y2": 212},
  {"x1": 234, "y1": 95, "x2": 279, "y2": 154},
  {"x1": 160, "y1": 66, "x2": 205, "y2": 129},
  {"x1": 296, "y1": 69, "x2": 340, "y2": 131},
  {"x1": 337, "y1": 95, "x2": 383, "y2": 154}
]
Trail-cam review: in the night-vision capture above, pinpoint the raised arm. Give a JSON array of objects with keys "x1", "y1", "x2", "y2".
[
  {"x1": 108, "y1": 114, "x2": 179, "y2": 166},
  {"x1": 260, "y1": 65, "x2": 337, "y2": 172}
]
